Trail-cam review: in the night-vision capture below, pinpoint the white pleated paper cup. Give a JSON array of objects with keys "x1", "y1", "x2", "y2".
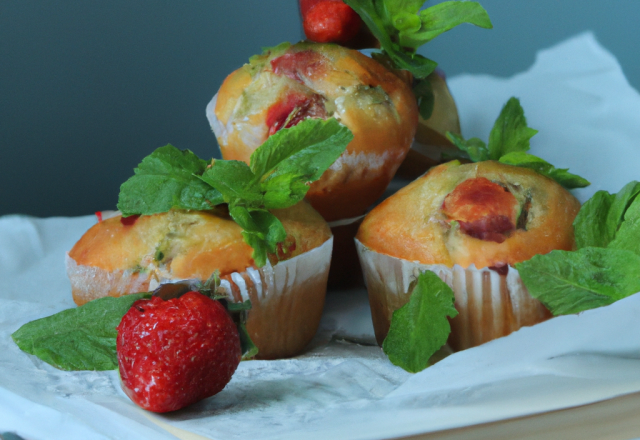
[
  {"x1": 218, "y1": 237, "x2": 333, "y2": 359},
  {"x1": 355, "y1": 239, "x2": 551, "y2": 351},
  {"x1": 67, "y1": 237, "x2": 333, "y2": 360}
]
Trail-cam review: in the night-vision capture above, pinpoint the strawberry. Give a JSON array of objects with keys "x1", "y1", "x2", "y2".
[
  {"x1": 302, "y1": 0, "x2": 361, "y2": 44},
  {"x1": 116, "y1": 291, "x2": 241, "y2": 413}
]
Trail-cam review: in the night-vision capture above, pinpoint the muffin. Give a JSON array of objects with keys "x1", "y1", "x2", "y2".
[
  {"x1": 67, "y1": 202, "x2": 332, "y2": 359},
  {"x1": 356, "y1": 160, "x2": 581, "y2": 350},
  {"x1": 207, "y1": 41, "x2": 419, "y2": 222}
]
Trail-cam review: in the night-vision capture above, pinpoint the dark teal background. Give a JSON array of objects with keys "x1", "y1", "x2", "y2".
[{"x1": 2, "y1": 0, "x2": 638, "y2": 217}]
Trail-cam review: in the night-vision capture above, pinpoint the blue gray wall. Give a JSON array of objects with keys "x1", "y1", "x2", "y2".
[{"x1": 2, "y1": 0, "x2": 639, "y2": 217}]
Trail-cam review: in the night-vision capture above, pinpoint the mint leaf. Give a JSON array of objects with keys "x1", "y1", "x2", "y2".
[
  {"x1": 251, "y1": 117, "x2": 353, "y2": 188},
  {"x1": 344, "y1": 0, "x2": 438, "y2": 78},
  {"x1": 260, "y1": 174, "x2": 310, "y2": 209},
  {"x1": 573, "y1": 191, "x2": 614, "y2": 249},
  {"x1": 610, "y1": 196, "x2": 640, "y2": 255},
  {"x1": 200, "y1": 160, "x2": 262, "y2": 205},
  {"x1": 447, "y1": 97, "x2": 589, "y2": 189},
  {"x1": 12, "y1": 293, "x2": 150, "y2": 371},
  {"x1": 487, "y1": 97, "x2": 538, "y2": 160},
  {"x1": 446, "y1": 132, "x2": 489, "y2": 162},
  {"x1": 250, "y1": 118, "x2": 352, "y2": 209},
  {"x1": 118, "y1": 145, "x2": 223, "y2": 216},
  {"x1": 345, "y1": 0, "x2": 490, "y2": 79},
  {"x1": 392, "y1": 11, "x2": 422, "y2": 34},
  {"x1": 573, "y1": 181, "x2": 640, "y2": 249},
  {"x1": 382, "y1": 270, "x2": 458, "y2": 373},
  {"x1": 499, "y1": 152, "x2": 590, "y2": 189},
  {"x1": 229, "y1": 206, "x2": 286, "y2": 267},
  {"x1": 516, "y1": 248, "x2": 640, "y2": 316},
  {"x1": 399, "y1": 1, "x2": 492, "y2": 48},
  {"x1": 383, "y1": 0, "x2": 424, "y2": 19},
  {"x1": 609, "y1": 217, "x2": 640, "y2": 256}
]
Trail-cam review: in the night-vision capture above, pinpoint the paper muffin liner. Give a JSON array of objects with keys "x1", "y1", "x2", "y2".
[
  {"x1": 355, "y1": 239, "x2": 551, "y2": 351},
  {"x1": 66, "y1": 255, "x2": 153, "y2": 305},
  {"x1": 66, "y1": 237, "x2": 333, "y2": 359}
]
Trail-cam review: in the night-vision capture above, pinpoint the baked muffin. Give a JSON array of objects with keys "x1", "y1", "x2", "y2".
[
  {"x1": 207, "y1": 41, "x2": 419, "y2": 222},
  {"x1": 67, "y1": 202, "x2": 332, "y2": 359},
  {"x1": 356, "y1": 160, "x2": 581, "y2": 350}
]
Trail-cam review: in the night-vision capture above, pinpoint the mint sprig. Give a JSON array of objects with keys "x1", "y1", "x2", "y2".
[
  {"x1": 445, "y1": 97, "x2": 590, "y2": 189},
  {"x1": 118, "y1": 118, "x2": 353, "y2": 267},
  {"x1": 516, "y1": 181, "x2": 640, "y2": 316},
  {"x1": 573, "y1": 181, "x2": 640, "y2": 249},
  {"x1": 382, "y1": 270, "x2": 458, "y2": 373},
  {"x1": 344, "y1": 0, "x2": 492, "y2": 118},
  {"x1": 118, "y1": 146, "x2": 224, "y2": 215}
]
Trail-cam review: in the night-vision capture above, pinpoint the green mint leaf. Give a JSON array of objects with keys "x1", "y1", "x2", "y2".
[
  {"x1": 498, "y1": 152, "x2": 590, "y2": 189},
  {"x1": 12, "y1": 293, "x2": 150, "y2": 371},
  {"x1": 609, "y1": 196, "x2": 640, "y2": 254},
  {"x1": 346, "y1": 0, "x2": 490, "y2": 78},
  {"x1": 382, "y1": 270, "x2": 458, "y2": 373},
  {"x1": 487, "y1": 97, "x2": 538, "y2": 160},
  {"x1": 413, "y1": 77, "x2": 435, "y2": 120},
  {"x1": 573, "y1": 181, "x2": 640, "y2": 249},
  {"x1": 118, "y1": 145, "x2": 223, "y2": 216},
  {"x1": 200, "y1": 159, "x2": 263, "y2": 205},
  {"x1": 399, "y1": 1, "x2": 492, "y2": 48},
  {"x1": 229, "y1": 206, "x2": 286, "y2": 267},
  {"x1": 344, "y1": 0, "x2": 438, "y2": 78},
  {"x1": 516, "y1": 248, "x2": 640, "y2": 316},
  {"x1": 446, "y1": 97, "x2": 589, "y2": 190},
  {"x1": 250, "y1": 118, "x2": 353, "y2": 187},
  {"x1": 609, "y1": 216, "x2": 640, "y2": 256},
  {"x1": 251, "y1": 118, "x2": 352, "y2": 209},
  {"x1": 383, "y1": 0, "x2": 424, "y2": 19},
  {"x1": 573, "y1": 191, "x2": 614, "y2": 249},
  {"x1": 446, "y1": 132, "x2": 489, "y2": 162},
  {"x1": 260, "y1": 174, "x2": 310, "y2": 210},
  {"x1": 392, "y1": 12, "x2": 422, "y2": 33}
]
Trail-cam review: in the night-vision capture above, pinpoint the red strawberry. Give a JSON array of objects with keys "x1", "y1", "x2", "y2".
[
  {"x1": 116, "y1": 291, "x2": 241, "y2": 412},
  {"x1": 302, "y1": 0, "x2": 361, "y2": 44}
]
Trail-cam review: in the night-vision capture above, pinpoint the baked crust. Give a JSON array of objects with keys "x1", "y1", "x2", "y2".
[
  {"x1": 210, "y1": 42, "x2": 419, "y2": 221},
  {"x1": 69, "y1": 202, "x2": 330, "y2": 305},
  {"x1": 357, "y1": 160, "x2": 581, "y2": 269}
]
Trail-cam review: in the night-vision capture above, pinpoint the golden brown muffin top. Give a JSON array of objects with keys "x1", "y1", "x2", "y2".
[
  {"x1": 69, "y1": 201, "x2": 331, "y2": 280},
  {"x1": 357, "y1": 161, "x2": 581, "y2": 269}
]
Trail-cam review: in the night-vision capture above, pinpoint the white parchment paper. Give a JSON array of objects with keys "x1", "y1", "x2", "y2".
[{"x1": 2, "y1": 33, "x2": 640, "y2": 440}]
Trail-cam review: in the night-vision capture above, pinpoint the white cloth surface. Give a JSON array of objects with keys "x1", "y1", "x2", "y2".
[{"x1": 3, "y1": 32, "x2": 640, "y2": 439}]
